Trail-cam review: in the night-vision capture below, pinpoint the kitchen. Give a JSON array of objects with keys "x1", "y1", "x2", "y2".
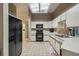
[
  {"x1": 29, "y1": 3, "x2": 79, "y2": 56},
  {"x1": 0, "y1": 3, "x2": 79, "y2": 56}
]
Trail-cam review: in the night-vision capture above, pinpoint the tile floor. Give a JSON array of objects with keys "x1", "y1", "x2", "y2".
[{"x1": 21, "y1": 40, "x2": 55, "y2": 56}]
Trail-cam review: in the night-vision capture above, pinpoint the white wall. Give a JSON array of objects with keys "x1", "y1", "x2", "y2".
[{"x1": 3, "y1": 3, "x2": 8, "y2": 56}]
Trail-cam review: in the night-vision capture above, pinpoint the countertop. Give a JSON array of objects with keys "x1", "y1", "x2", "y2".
[
  {"x1": 48, "y1": 33, "x2": 64, "y2": 44},
  {"x1": 48, "y1": 33, "x2": 79, "y2": 54},
  {"x1": 61, "y1": 37, "x2": 79, "y2": 54}
]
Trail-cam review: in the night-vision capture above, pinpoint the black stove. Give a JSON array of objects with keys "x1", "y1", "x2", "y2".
[{"x1": 36, "y1": 24, "x2": 43, "y2": 42}]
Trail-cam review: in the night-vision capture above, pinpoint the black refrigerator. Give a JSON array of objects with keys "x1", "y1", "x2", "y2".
[{"x1": 9, "y1": 15, "x2": 22, "y2": 56}]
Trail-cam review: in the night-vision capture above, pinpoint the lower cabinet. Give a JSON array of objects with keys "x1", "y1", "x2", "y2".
[
  {"x1": 61, "y1": 49, "x2": 79, "y2": 56},
  {"x1": 49, "y1": 37, "x2": 61, "y2": 56},
  {"x1": 55, "y1": 42, "x2": 61, "y2": 55},
  {"x1": 30, "y1": 35, "x2": 49, "y2": 42}
]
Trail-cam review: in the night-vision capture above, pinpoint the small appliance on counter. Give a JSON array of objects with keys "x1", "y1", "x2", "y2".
[{"x1": 49, "y1": 28, "x2": 54, "y2": 32}]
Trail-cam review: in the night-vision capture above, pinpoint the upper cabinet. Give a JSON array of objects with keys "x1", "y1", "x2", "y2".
[
  {"x1": 66, "y1": 4, "x2": 79, "y2": 27},
  {"x1": 51, "y1": 4, "x2": 79, "y2": 28},
  {"x1": 50, "y1": 3, "x2": 77, "y2": 20},
  {"x1": 9, "y1": 3, "x2": 16, "y2": 16}
]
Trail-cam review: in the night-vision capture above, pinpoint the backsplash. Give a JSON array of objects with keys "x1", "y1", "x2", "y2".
[{"x1": 55, "y1": 20, "x2": 69, "y2": 36}]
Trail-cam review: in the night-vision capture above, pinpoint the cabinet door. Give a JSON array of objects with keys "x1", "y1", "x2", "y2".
[
  {"x1": 55, "y1": 42, "x2": 61, "y2": 55},
  {"x1": 9, "y1": 15, "x2": 16, "y2": 56},
  {"x1": 53, "y1": 39, "x2": 56, "y2": 50},
  {"x1": 15, "y1": 30, "x2": 22, "y2": 56},
  {"x1": 9, "y1": 41, "x2": 16, "y2": 56},
  {"x1": 15, "y1": 20, "x2": 22, "y2": 56},
  {"x1": 49, "y1": 37, "x2": 54, "y2": 46}
]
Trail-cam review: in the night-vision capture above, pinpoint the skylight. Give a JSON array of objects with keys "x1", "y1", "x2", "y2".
[{"x1": 29, "y1": 3, "x2": 50, "y2": 13}]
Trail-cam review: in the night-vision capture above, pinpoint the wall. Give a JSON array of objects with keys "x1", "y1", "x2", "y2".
[
  {"x1": 31, "y1": 13, "x2": 51, "y2": 21},
  {"x1": 16, "y1": 4, "x2": 30, "y2": 39},
  {"x1": 0, "y1": 3, "x2": 8, "y2": 56},
  {"x1": 0, "y1": 3, "x2": 3, "y2": 55},
  {"x1": 9, "y1": 3, "x2": 16, "y2": 16},
  {"x1": 3, "y1": 3, "x2": 8, "y2": 56}
]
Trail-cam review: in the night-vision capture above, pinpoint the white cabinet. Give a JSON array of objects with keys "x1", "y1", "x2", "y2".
[
  {"x1": 49, "y1": 37, "x2": 61, "y2": 55},
  {"x1": 30, "y1": 35, "x2": 49, "y2": 42},
  {"x1": 52, "y1": 39, "x2": 61, "y2": 55},
  {"x1": 49, "y1": 37, "x2": 54, "y2": 46},
  {"x1": 66, "y1": 4, "x2": 79, "y2": 27},
  {"x1": 52, "y1": 38, "x2": 56, "y2": 50},
  {"x1": 55, "y1": 41, "x2": 61, "y2": 55}
]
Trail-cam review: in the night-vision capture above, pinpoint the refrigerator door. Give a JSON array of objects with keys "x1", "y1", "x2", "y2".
[
  {"x1": 9, "y1": 15, "x2": 16, "y2": 56},
  {"x1": 9, "y1": 15, "x2": 22, "y2": 56},
  {"x1": 15, "y1": 19, "x2": 22, "y2": 56}
]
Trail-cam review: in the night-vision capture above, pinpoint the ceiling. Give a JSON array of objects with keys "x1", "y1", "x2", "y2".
[
  {"x1": 48, "y1": 3, "x2": 60, "y2": 13},
  {"x1": 13, "y1": 3, "x2": 77, "y2": 21},
  {"x1": 29, "y1": 3, "x2": 60, "y2": 13},
  {"x1": 29, "y1": 3, "x2": 50, "y2": 13}
]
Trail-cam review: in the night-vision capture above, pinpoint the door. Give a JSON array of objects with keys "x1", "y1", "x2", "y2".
[
  {"x1": 15, "y1": 19, "x2": 22, "y2": 56},
  {"x1": 9, "y1": 15, "x2": 16, "y2": 56},
  {"x1": 9, "y1": 15, "x2": 22, "y2": 56}
]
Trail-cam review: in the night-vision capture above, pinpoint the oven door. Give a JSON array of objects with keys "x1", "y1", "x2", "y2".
[{"x1": 36, "y1": 33, "x2": 43, "y2": 42}]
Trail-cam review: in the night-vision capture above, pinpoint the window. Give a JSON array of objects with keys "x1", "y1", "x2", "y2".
[{"x1": 29, "y1": 3, "x2": 50, "y2": 13}]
